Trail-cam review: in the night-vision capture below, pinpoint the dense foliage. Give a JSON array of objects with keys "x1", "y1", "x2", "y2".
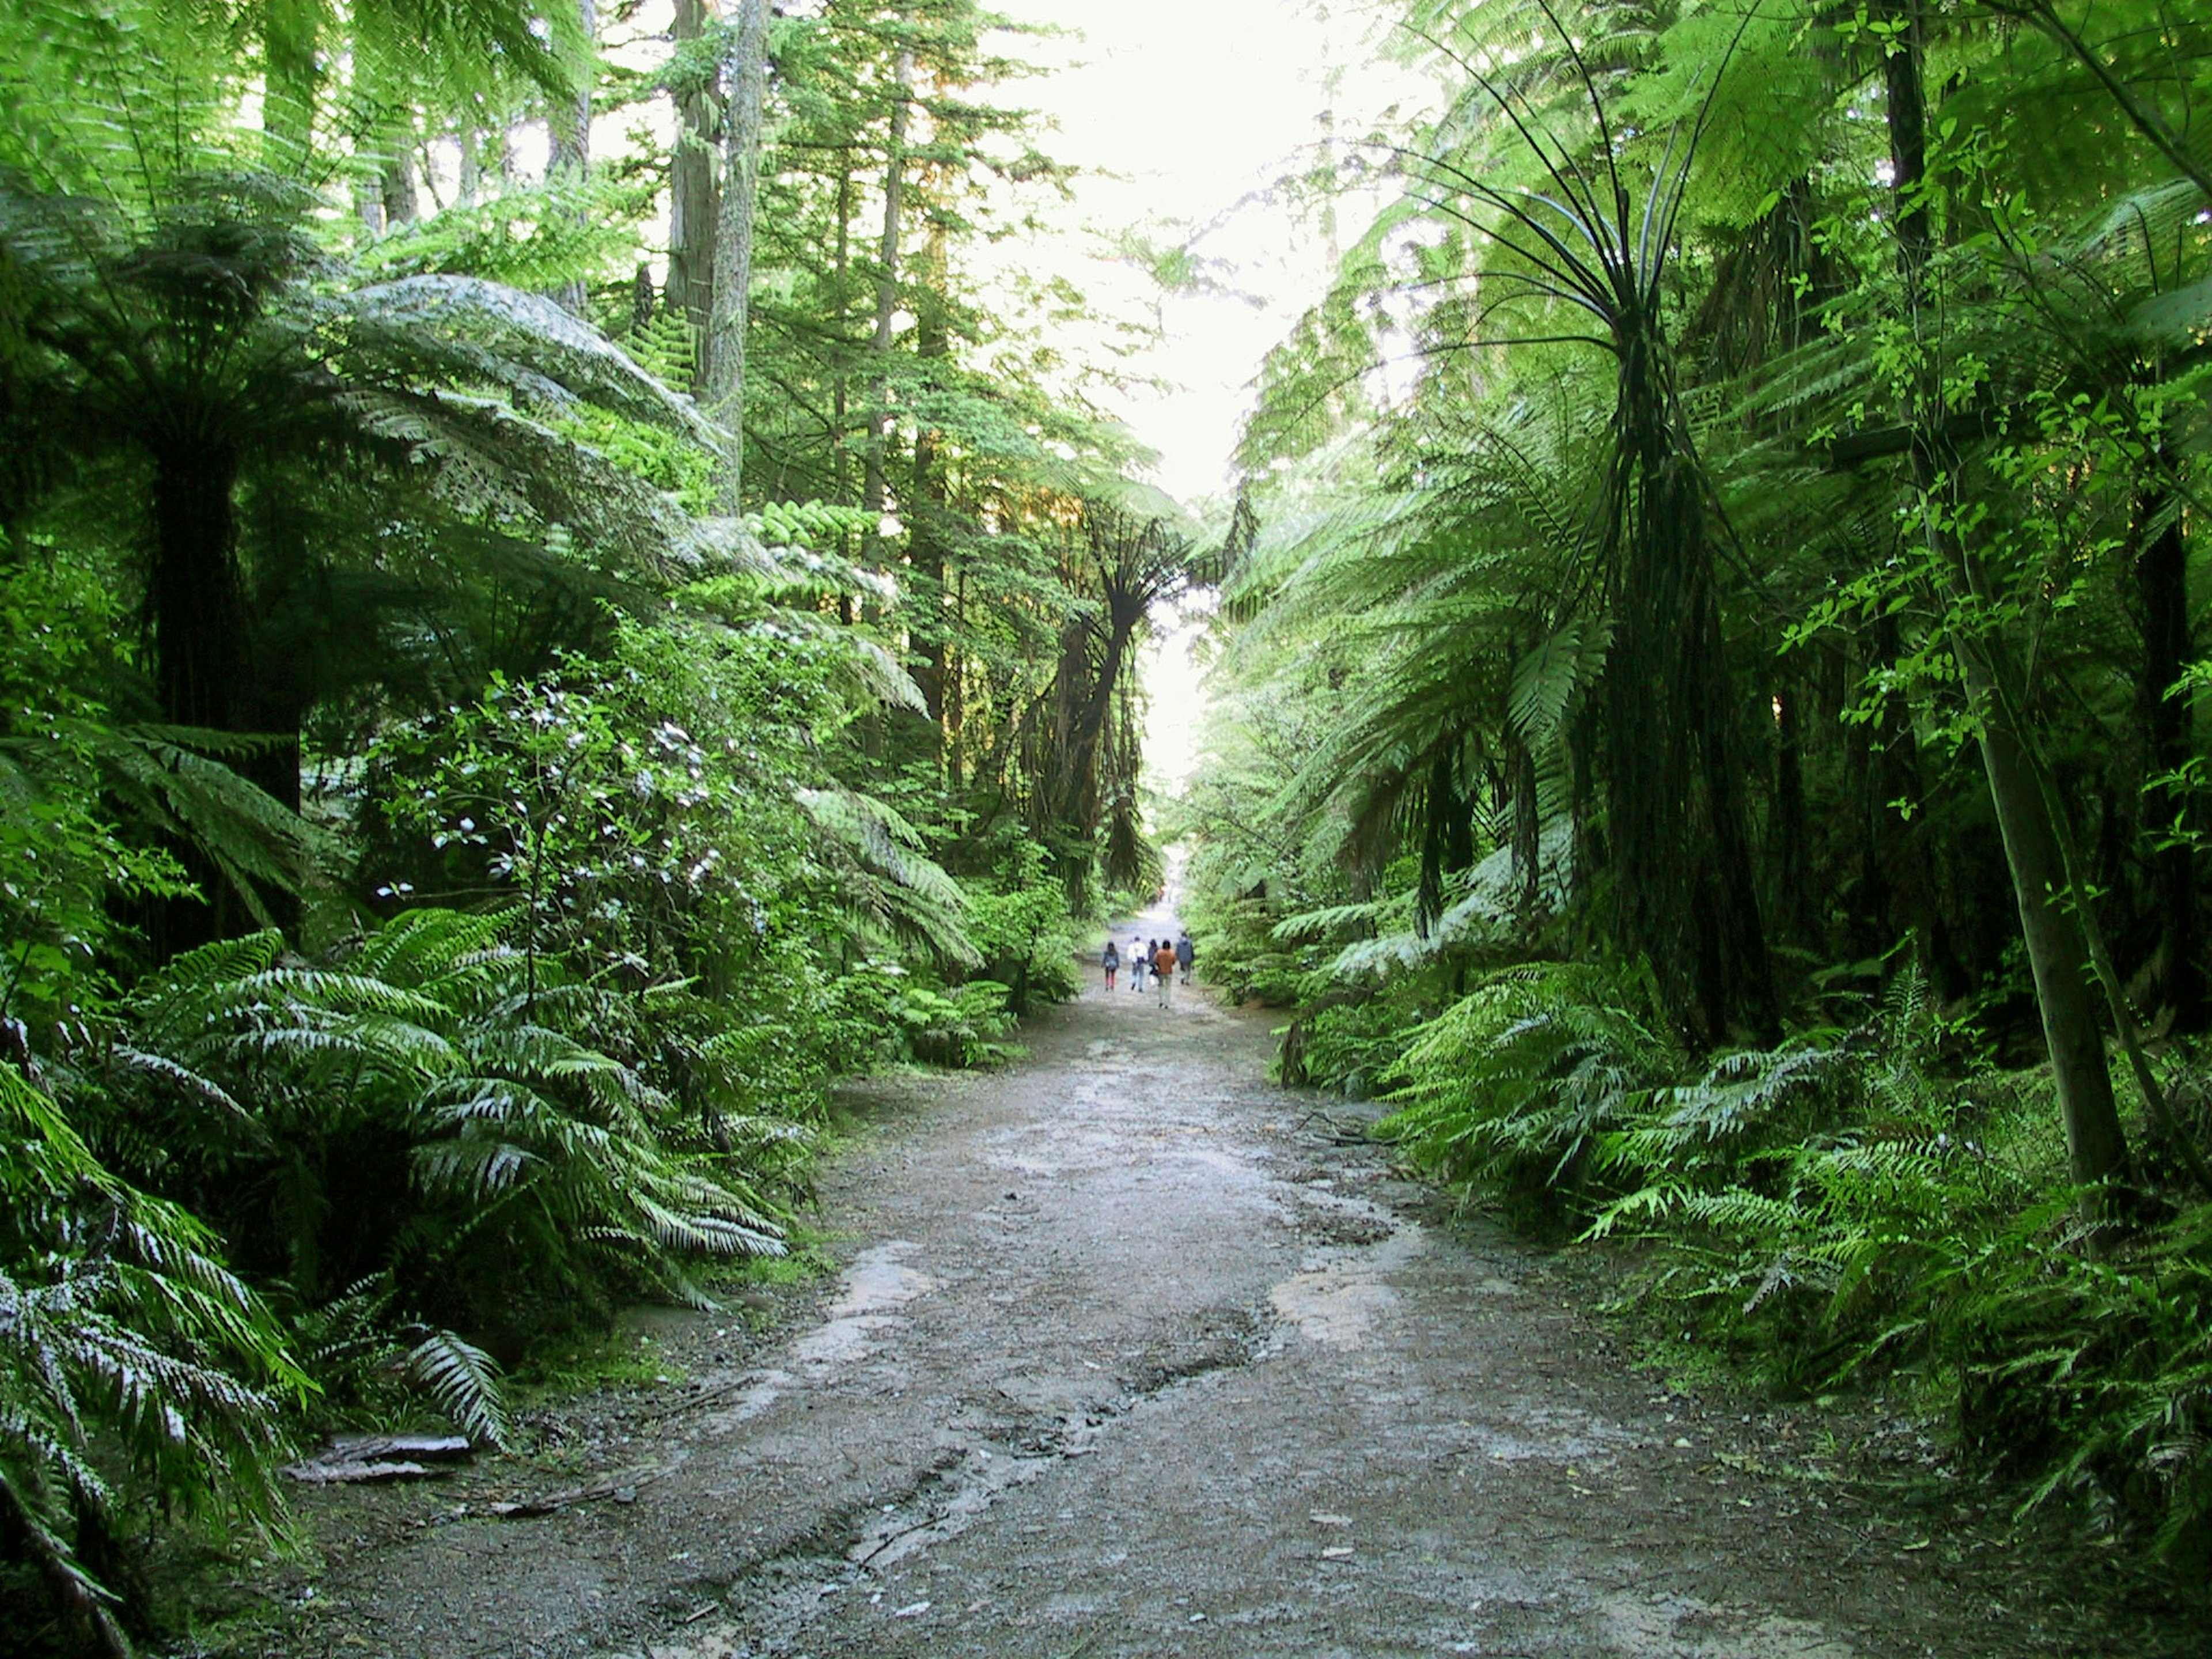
[
  {"x1": 0, "y1": 1, "x2": 1200, "y2": 1647},
  {"x1": 1184, "y1": 0, "x2": 2212, "y2": 1568}
]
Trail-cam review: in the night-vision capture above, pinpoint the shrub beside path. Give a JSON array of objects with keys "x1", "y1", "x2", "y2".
[{"x1": 268, "y1": 912, "x2": 2186, "y2": 1658}]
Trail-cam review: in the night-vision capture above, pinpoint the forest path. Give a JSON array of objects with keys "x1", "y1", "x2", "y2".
[{"x1": 283, "y1": 904, "x2": 2156, "y2": 1659}]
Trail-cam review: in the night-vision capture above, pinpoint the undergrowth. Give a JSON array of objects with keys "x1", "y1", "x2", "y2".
[{"x1": 1373, "y1": 959, "x2": 2212, "y2": 1563}]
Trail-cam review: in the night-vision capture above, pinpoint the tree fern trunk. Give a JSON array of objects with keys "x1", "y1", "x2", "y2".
[
  {"x1": 1603, "y1": 324, "x2": 1774, "y2": 1042},
  {"x1": 151, "y1": 446, "x2": 248, "y2": 733},
  {"x1": 151, "y1": 443, "x2": 253, "y2": 953},
  {"x1": 1508, "y1": 727, "x2": 1540, "y2": 921}
]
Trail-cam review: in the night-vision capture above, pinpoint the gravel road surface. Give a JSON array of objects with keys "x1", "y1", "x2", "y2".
[{"x1": 268, "y1": 907, "x2": 2183, "y2": 1658}]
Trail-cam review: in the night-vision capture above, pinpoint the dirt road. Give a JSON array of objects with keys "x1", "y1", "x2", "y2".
[{"x1": 275, "y1": 912, "x2": 2178, "y2": 1658}]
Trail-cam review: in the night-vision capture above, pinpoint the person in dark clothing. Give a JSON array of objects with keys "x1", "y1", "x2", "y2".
[
  {"x1": 1101, "y1": 939, "x2": 1120, "y2": 990},
  {"x1": 1175, "y1": 931, "x2": 1195, "y2": 985}
]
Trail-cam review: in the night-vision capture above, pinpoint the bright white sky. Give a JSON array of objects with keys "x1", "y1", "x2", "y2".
[{"x1": 1002, "y1": 0, "x2": 1371, "y2": 504}]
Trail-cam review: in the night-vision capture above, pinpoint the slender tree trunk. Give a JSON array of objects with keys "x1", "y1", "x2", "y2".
[
  {"x1": 666, "y1": 0, "x2": 722, "y2": 388},
  {"x1": 2005, "y1": 0, "x2": 2212, "y2": 200},
  {"x1": 908, "y1": 219, "x2": 950, "y2": 742},
  {"x1": 1887, "y1": 0, "x2": 2128, "y2": 1192},
  {"x1": 1953, "y1": 620, "x2": 2130, "y2": 1189},
  {"x1": 704, "y1": 0, "x2": 768, "y2": 512},
  {"x1": 1773, "y1": 672, "x2": 1809, "y2": 946},
  {"x1": 1838, "y1": 637, "x2": 1885, "y2": 956},
  {"x1": 2136, "y1": 500, "x2": 2200, "y2": 1027},
  {"x1": 547, "y1": 0, "x2": 598, "y2": 316},
  {"x1": 262, "y1": 0, "x2": 319, "y2": 165},
  {"x1": 860, "y1": 51, "x2": 914, "y2": 555},
  {"x1": 947, "y1": 565, "x2": 968, "y2": 786}
]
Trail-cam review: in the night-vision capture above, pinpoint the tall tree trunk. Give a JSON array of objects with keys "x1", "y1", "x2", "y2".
[
  {"x1": 380, "y1": 150, "x2": 417, "y2": 227},
  {"x1": 666, "y1": 0, "x2": 722, "y2": 389},
  {"x1": 1880, "y1": 1, "x2": 1933, "y2": 276},
  {"x1": 704, "y1": 0, "x2": 768, "y2": 512},
  {"x1": 908, "y1": 219, "x2": 950, "y2": 742},
  {"x1": 2135, "y1": 500, "x2": 2200, "y2": 1028},
  {"x1": 860, "y1": 51, "x2": 914, "y2": 558},
  {"x1": 1886, "y1": 0, "x2": 2129, "y2": 1191},
  {"x1": 262, "y1": 0, "x2": 319, "y2": 165},
  {"x1": 547, "y1": 0, "x2": 597, "y2": 316},
  {"x1": 831, "y1": 163, "x2": 855, "y2": 586},
  {"x1": 1045, "y1": 603, "x2": 1139, "y2": 843}
]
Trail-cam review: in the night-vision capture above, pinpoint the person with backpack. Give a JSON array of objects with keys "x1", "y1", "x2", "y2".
[
  {"x1": 1101, "y1": 938, "x2": 1119, "y2": 991},
  {"x1": 1175, "y1": 930, "x2": 1195, "y2": 986},
  {"x1": 1152, "y1": 938, "x2": 1179, "y2": 1007}
]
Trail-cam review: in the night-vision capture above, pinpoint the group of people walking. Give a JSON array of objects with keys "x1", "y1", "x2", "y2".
[{"x1": 1101, "y1": 930, "x2": 1194, "y2": 1006}]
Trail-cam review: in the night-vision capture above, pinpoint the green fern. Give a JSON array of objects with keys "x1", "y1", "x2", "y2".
[
  {"x1": 0, "y1": 1063, "x2": 307, "y2": 1652},
  {"x1": 80, "y1": 908, "x2": 794, "y2": 1431},
  {"x1": 1378, "y1": 960, "x2": 1680, "y2": 1218}
]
